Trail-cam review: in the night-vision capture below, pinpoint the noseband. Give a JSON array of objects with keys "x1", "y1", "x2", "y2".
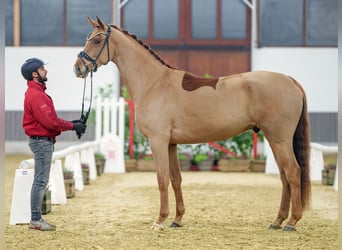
[{"x1": 78, "y1": 24, "x2": 111, "y2": 72}]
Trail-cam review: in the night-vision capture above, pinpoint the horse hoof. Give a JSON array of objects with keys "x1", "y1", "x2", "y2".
[
  {"x1": 269, "y1": 224, "x2": 281, "y2": 230},
  {"x1": 169, "y1": 222, "x2": 182, "y2": 228},
  {"x1": 150, "y1": 222, "x2": 164, "y2": 231},
  {"x1": 282, "y1": 225, "x2": 296, "y2": 232}
]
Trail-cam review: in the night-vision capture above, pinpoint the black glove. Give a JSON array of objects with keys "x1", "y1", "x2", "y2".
[{"x1": 73, "y1": 122, "x2": 87, "y2": 134}]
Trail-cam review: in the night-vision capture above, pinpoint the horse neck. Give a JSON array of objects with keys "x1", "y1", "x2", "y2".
[{"x1": 110, "y1": 29, "x2": 170, "y2": 104}]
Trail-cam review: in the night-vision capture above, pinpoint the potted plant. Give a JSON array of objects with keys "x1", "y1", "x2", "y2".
[
  {"x1": 63, "y1": 168, "x2": 75, "y2": 198},
  {"x1": 218, "y1": 131, "x2": 257, "y2": 172},
  {"x1": 322, "y1": 164, "x2": 336, "y2": 185},
  {"x1": 94, "y1": 152, "x2": 105, "y2": 176},
  {"x1": 217, "y1": 131, "x2": 266, "y2": 172},
  {"x1": 177, "y1": 144, "x2": 192, "y2": 171},
  {"x1": 188, "y1": 144, "x2": 207, "y2": 171}
]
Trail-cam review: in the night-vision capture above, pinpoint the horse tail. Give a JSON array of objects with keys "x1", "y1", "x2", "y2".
[{"x1": 291, "y1": 77, "x2": 311, "y2": 210}]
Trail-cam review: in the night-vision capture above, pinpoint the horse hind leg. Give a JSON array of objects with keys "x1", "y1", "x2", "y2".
[
  {"x1": 269, "y1": 141, "x2": 302, "y2": 231},
  {"x1": 269, "y1": 169, "x2": 290, "y2": 230},
  {"x1": 168, "y1": 144, "x2": 185, "y2": 228}
]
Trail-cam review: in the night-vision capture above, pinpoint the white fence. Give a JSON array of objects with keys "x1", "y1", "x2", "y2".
[
  {"x1": 265, "y1": 140, "x2": 338, "y2": 191},
  {"x1": 9, "y1": 98, "x2": 126, "y2": 225},
  {"x1": 95, "y1": 97, "x2": 125, "y2": 144}
]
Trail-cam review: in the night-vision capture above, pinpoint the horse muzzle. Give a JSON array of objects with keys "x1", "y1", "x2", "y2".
[
  {"x1": 73, "y1": 65, "x2": 87, "y2": 78},
  {"x1": 73, "y1": 63, "x2": 89, "y2": 78}
]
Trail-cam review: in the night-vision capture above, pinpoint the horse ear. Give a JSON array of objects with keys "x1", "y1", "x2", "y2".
[
  {"x1": 87, "y1": 16, "x2": 98, "y2": 28},
  {"x1": 96, "y1": 16, "x2": 106, "y2": 30}
]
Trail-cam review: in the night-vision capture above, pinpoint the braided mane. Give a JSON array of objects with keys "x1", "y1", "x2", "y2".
[{"x1": 110, "y1": 25, "x2": 176, "y2": 69}]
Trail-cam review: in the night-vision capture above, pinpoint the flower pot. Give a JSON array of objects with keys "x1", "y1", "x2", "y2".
[
  {"x1": 42, "y1": 189, "x2": 51, "y2": 215},
  {"x1": 96, "y1": 159, "x2": 105, "y2": 176},
  {"x1": 322, "y1": 169, "x2": 335, "y2": 185},
  {"x1": 82, "y1": 165, "x2": 90, "y2": 185},
  {"x1": 64, "y1": 178, "x2": 75, "y2": 198}
]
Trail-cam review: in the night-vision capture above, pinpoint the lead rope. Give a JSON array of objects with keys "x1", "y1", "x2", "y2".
[{"x1": 77, "y1": 70, "x2": 93, "y2": 139}]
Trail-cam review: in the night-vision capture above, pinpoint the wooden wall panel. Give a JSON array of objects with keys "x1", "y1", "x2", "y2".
[
  {"x1": 156, "y1": 50, "x2": 185, "y2": 69},
  {"x1": 156, "y1": 50, "x2": 250, "y2": 77},
  {"x1": 186, "y1": 50, "x2": 250, "y2": 77}
]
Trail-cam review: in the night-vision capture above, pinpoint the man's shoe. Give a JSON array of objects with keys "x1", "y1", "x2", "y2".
[{"x1": 28, "y1": 218, "x2": 56, "y2": 231}]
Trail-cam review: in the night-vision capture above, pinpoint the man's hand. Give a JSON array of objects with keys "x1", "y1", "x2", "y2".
[{"x1": 73, "y1": 122, "x2": 87, "y2": 139}]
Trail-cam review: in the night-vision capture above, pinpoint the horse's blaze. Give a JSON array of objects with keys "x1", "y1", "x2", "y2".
[{"x1": 182, "y1": 72, "x2": 219, "y2": 91}]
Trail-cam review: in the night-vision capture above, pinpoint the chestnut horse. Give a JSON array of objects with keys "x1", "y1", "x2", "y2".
[{"x1": 74, "y1": 17, "x2": 311, "y2": 231}]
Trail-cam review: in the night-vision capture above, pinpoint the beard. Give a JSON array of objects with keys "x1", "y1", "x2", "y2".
[{"x1": 38, "y1": 75, "x2": 48, "y2": 83}]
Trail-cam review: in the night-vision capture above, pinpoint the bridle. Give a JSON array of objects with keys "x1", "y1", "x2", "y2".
[
  {"x1": 76, "y1": 70, "x2": 93, "y2": 139},
  {"x1": 78, "y1": 24, "x2": 112, "y2": 72},
  {"x1": 76, "y1": 24, "x2": 111, "y2": 139}
]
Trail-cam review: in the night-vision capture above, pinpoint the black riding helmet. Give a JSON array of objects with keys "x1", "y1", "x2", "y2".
[{"x1": 21, "y1": 58, "x2": 45, "y2": 81}]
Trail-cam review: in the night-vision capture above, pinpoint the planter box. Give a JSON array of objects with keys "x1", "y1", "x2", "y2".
[
  {"x1": 125, "y1": 159, "x2": 137, "y2": 172},
  {"x1": 250, "y1": 160, "x2": 266, "y2": 172},
  {"x1": 218, "y1": 159, "x2": 251, "y2": 172},
  {"x1": 137, "y1": 160, "x2": 155, "y2": 171},
  {"x1": 198, "y1": 160, "x2": 212, "y2": 171},
  {"x1": 322, "y1": 169, "x2": 335, "y2": 185},
  {"x1": 64, "y1": 179, "x2": 75, "y2": 198},
  {"x1": 180, "y1": 159, "x2": 191, "y2": 171},
  {"x1": 42, "y1": 189, "x2": 51, "y2": 215}
]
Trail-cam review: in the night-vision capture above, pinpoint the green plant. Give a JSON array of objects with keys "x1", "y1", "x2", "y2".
[
  {"x1": 177, "y1": 144, "x2": 192, "y2": 160},
  {"x1": 94, "y1": 152, "x2": 105, "y2": 161},
  {"x1": 121, "y1": 85, "x2": 130, "y2": 100},
  {"x1": 133, "y1": 129, "x2": 151, "y2": 159},
  {"x1": 226, "y1": 130, "x2": 264, "y2": 159},
  {"x1": 63, "y1": 168, "x2": 74, "y2": 179},
  {"x1": 189, "y1": 144, "x2": 209, "y2": 164},
  {"x1": 228, "y1": 131, "x2": 254, "y2": 158}
]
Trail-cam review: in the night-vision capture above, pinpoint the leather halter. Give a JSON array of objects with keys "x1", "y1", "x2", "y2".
[{"x1": 78, "y1": 24, "x2": 111, "y2": 72}]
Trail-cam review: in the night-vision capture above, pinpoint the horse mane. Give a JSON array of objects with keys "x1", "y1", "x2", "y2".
[{"x1": 110, "y1": 25, "x2": 177, "y2": 70}]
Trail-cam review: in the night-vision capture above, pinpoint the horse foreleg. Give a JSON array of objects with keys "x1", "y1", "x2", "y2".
[
  {"x1": 168, "y1": 144, "x2": 185, "y2": 228},
  {"x1": 149, "y1": 137, "x2": 170, "y2": 231},
  {"x1": 269, "y1": 170, "x2": 290, "y2": 230}
]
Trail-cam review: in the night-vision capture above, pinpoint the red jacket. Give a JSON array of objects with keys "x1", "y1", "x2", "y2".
[{"x1": 23, "y1": 80, "x2": 74, "y2": 139}]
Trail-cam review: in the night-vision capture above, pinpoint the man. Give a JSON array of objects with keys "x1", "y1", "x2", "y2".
[{"x1": 21, "y1": 58, "x2": 86, "y2": 231}]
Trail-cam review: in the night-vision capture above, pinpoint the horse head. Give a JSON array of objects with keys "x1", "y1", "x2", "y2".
[{"x1": 73, "y1": 16, "x2": 111, "y2": 78}]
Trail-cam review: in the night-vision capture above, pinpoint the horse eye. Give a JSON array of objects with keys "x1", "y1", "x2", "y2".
[{"x1": 94, "y1": 39, "x2": 101, "y2": 45}]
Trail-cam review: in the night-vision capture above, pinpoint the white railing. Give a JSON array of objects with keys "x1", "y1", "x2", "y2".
[
  {"x1": 10, "y1": 97, "x2": 126, "y2": 225},
  {"x1": 310, "y1": 142, "x2": 338, "y2": 153},
  {"x1": 19, "y1": 140, "x2": 100, "y2": 169},
  {"x1": 10, "y1": 140, "x2": 100, "y2": 225}
]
